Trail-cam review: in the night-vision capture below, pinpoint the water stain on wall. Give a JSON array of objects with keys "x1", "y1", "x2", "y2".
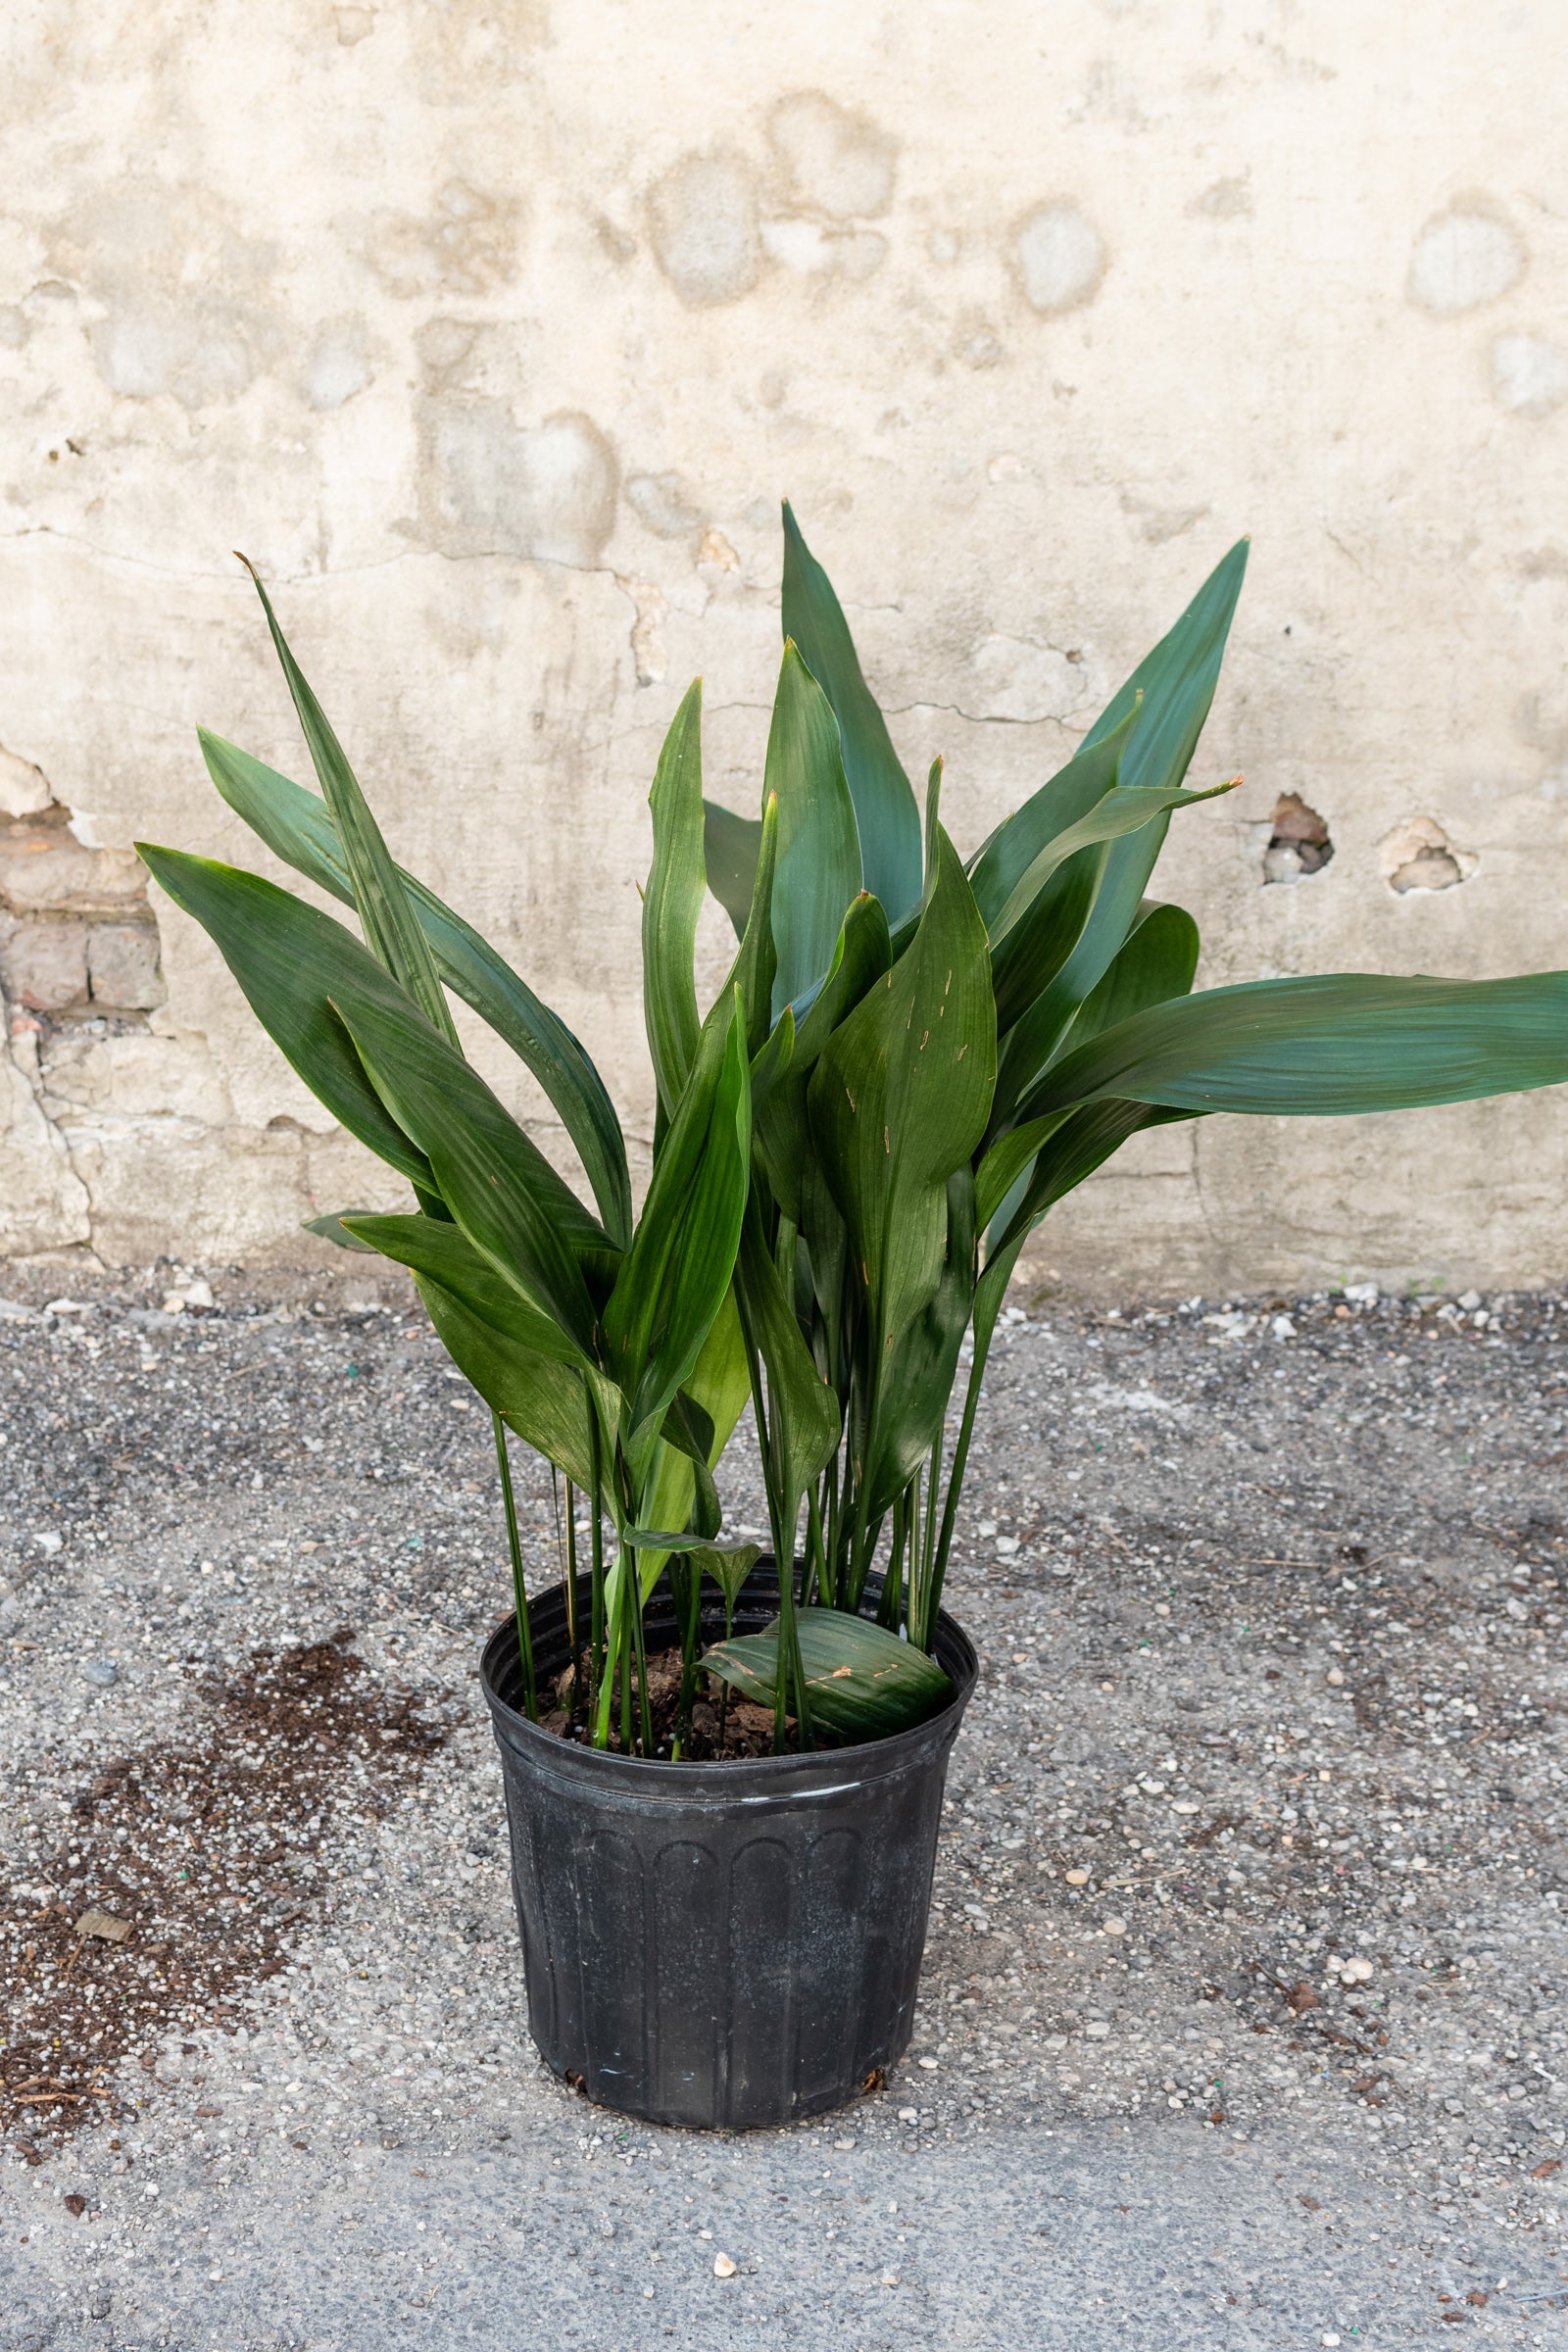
[
  {"x1": 623, "y1": 470, "x2": 703, "y2": 543},
  {"x1": 1490, "y1": 333, "x2": 1568, "y2": 418},
  {"x1": 302, "y1": 317, "x2": 373, "y2": 412},
  {"x1": 413, "y1": 397, "x2": 617, "y2": 566},
  {"x1": 368, "y1": 177, "x2": 521, "y2": 299},
  {"x1": 766, "y1": 91, "x2": 899, "y2": 220},
  {"x1": 1010, "y1": 200, "x2": 1107, "y2": 316},
  {"x1": 647, "y1": 152, "x2": 761, "y2": 307},
  {"x1": 52, "y1": 180, "x2": 279, "y2": 411},
  {"x1": 1407, "y1": 199, "x2": 1525, "y2": 316}
]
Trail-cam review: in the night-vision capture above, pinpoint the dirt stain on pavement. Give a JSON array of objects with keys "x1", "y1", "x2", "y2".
[{"x1": 1, "y1": 1631, "x2": 447, "y2": 2150}]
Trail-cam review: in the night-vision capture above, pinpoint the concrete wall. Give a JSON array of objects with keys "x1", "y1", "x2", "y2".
[{"x1": 2, "y1": 2, "x2": 1566, "y2": 1294}]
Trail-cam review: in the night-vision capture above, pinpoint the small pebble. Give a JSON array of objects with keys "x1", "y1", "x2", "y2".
[
  {"x1": 1064, "y1": 1868, "x2": 1090, "y2": 1886},
  {"x1": 712, "y1": 2253, "x2": 737, "y2": 2278},
  {"x1": 834, "y1": 2136, "x2": 856, "y2": 2152},
  {"x1": 79, "y1": 1658, "x2": 119, "y2": 1688},
  {"x1": 1102, "y1": 1917, "x2": 1127, "y2": 1936}
]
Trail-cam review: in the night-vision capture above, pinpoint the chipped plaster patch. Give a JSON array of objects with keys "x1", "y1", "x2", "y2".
[{"x1": 1380, "y1": 816, "x2": 1477, "y2": 894}]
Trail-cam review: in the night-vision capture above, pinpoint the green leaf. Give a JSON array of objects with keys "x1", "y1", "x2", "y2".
[
  {"x1": 975, "y1": 1112, "x2": 1072, "y2": 1232},
  {"x1": 627, "y1": 1291, "x2": 752, "y2": 1592},
  {"x1": 235, "y1": 563, "x2": 458, "y2": 1047},
  {"x1": 723, "y1": 794, "x2": 780, "y2": 1056},
  {"x1": 967, "y1": 706, "x2": 1139, "y2": 931},
  {"x1": 642, "y1": 679, "x2": 706, "y2": 1117},
  {"x1": 603, "y1": 989, "x2": 753, "y2": 1444},
  {"x1": 1080, "y1": 538, "x2": 1250, "y2": 795},
  {"x1": 858, "y1": 1166, "x2": 977, "y2": 1523},
  {"x1": 414, "y1": 1274, "x2": 596, "y2": 1490},
  {"x1": 705, "y1": 1606, "x2": 953, "y2": 1739},
  {"x1": 781, "y1": 503, "x2": 923, "y2": 924},
  {"x1": 733, "y1": 1191, "x2": 842, "y2": 1528},
  {"x1": 808, "y1": 826, "x2": 996, "y2": 1365},
  {"x1": 328, "y1": 981, "x2": 610, "y2": 1355},
  {"x1": 697, "y1": 1542, "x2": 763, "y2": 1621},
  {"x1": 765, "y1": 641, "x2": 863, "y2": 1020},
  {"x1": 990, "y1": 1099, "x2": 1192, "y2": 1263},
  {"x1": 200, "y1": 729, "x2": 632, "y2": 1249},
  {"x1": 139, "y1": 847, "x2": 434, "y2": 1193},
  {"x1": 989, "y1": 777, "x2": 1238, "y2": 955},
  {"x1": 339, "y1": 1211, "x2": 583, "y2": 1366},
  {"x1": 991, "y1": 900, "x2": 1199, "y2": 1153},
  {"x1": 754, "y1": 891, "x2": 892, "y2": 1223},
  {"x1": 304, "y1": 1210, "x2": 380, "y2": 1253},
  {"x1": 626, "y1": 1528, "x2": 762, "y2": 1556},
  {"x1": 994, "y1": 539, "x2": 1250, "y2": 1098},
  {"x1": 1028, "y1": 971, "x2": 1568, "y2": 1120},
  {"x1": 1051, "y1": 900, "x2": 1200, "y2": 1060},
  {"x1": 701, "y1": 800, "x2": 763, "y2": 940}
]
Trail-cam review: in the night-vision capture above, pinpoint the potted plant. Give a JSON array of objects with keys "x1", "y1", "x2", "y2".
[{"x1": 140, "y1": 511, "x2": 1568, "y2": 2131}]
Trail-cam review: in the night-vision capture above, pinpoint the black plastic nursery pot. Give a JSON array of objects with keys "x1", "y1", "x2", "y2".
[{"x1": 480, "y1": 1560, "x2": 977, "y2": 2132}]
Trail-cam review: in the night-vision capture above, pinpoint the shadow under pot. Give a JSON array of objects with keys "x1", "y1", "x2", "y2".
[{"x1": 480, "y1": 1558, "x2": 977, "y2": 2132}]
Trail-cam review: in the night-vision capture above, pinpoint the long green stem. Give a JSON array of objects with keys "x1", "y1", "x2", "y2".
[
  {"x1": 494, "y1": 1411, "x2": 536, "y2": 1721},
  {"x1": 927, "y1": 1328, "x2": 993, "y2": 1642},
  {"x1": 564, "y1": 1476, "x2": 580, "y2": 1717},
  {"x1": 739, "y1": 1316, "x2": 813, "y2": 1752},
  {"x1": 588, "y1": 1413, "x2": 606, "y2": 1714}
]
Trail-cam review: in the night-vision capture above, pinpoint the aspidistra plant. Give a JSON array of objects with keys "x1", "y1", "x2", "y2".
[{"x1": 141, "y1": 512, "x2": 1568, "y2": 1757}]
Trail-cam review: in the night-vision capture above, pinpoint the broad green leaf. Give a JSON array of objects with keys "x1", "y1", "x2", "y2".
[
  {"x1": 733, "y1": 1191, "x2": 841, "y2": 1532},
  {"x1": 808, "y1": 827, "x2": 996, "y2": 1364},
  {"x1": 765, "y1": 641, "x2": 863, "y2": 1020},
  {"x1": 975, "y1": 1111, "x2": 1073, "y2": 1231},
  {"x1": 748, "y1": 1004, "x2": 795, "y2": 1116},
  {"x1": 990, "y1": 1099, "x2": 1193, "y2": 1263},
  {"x1": 988, "y1": 843, "x2": 1101, "y2": 1039},
  {"x1": 139, "y1": 848, "x2": 434, "y2": 1193},
  {"x1": 755, "y1": 891, "x2": 892, "y2": 1222},
  {"x1": 967, "y1": 706, "x2": 1139, "y2": 930},
  {"x1": 629, "y1": 1290, "x2": 751, "y2": 1592},
  {"x1": 1050, "y1": 899, "x2": 1200, "y2": 1060},
  {"x1": 414, "y1": 1274, "x2": 595, "y2": 1489},
  {"x1": 603, "y1": 989, "x2": 752, "y2": 1444},
  {"x1": 989, "y1": 778, "x2": 1238, "y2": 953},
  {"x1": 781, "y1": 503, "x2": 923, "y2": 924},
  {"x1": 200, "y1": 729, "x2": 632, "y2": 1248},
  {"x1": 723, "y1": 793, "x2": 780, "y2": 1055},
  {"x1": 340, "y1": 1211, "x2": 583, "y2": 1366},
  {"x1": 626, "y1": 1528, "x2": 761, "y2": 1556},
  {"x1": 702, "y1": 799, "x2": 763, "y2": 939},
  {"x1": 1080, "y1": 539, "x2": 1250, "y2": 795},
  {"x1": 859, "y1": 1166, "x2": 977, "y2": 1523},
  {"x1": 236, "y1": 563, "x2": 458, "y2": 1046},
  {"x1": 304, "y1": 1210, "x2": 379, "y2": 1253},
  {"x1": 704, "y1": 1606, "x2": 953, "y2": 1739},
  {"x1": 992, "y1": 899, "x2": 1200, "y2": 1150},
  {"x1": 1028, "y1": 972, "x2": 1568, "y2": 1120},
  {"x1": 995, "y1": 538, "x2": 1250, "y2": 1098},
  {"x1": 329, "y1": 982, "x2": 610, "y2": 1355},
  {"x1": 642, "y1": 680, "x2": 706, "y2": 1117},
  {"x1": 697, "y1": 1542, "x2": 763, "y2": 1624}
]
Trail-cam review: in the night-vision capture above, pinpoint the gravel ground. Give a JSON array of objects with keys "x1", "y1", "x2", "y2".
[{"x1": 1, "y1": 1260, "x2": 1566, "y2": 2349}]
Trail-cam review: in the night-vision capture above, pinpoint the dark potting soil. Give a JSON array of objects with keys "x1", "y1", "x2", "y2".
[{"x1": 534, "y1": 1644, "x2": 805, "y2": 1760}]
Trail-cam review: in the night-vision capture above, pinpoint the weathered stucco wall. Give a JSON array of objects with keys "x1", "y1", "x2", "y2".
[{"x1": 3, "y1": 2, "x2": 1567, "y2": 1293}]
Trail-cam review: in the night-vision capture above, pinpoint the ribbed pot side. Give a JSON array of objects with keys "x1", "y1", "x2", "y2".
[{"x1": 480, "y1": 1562, "x2": 977, "y2": 2132}]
